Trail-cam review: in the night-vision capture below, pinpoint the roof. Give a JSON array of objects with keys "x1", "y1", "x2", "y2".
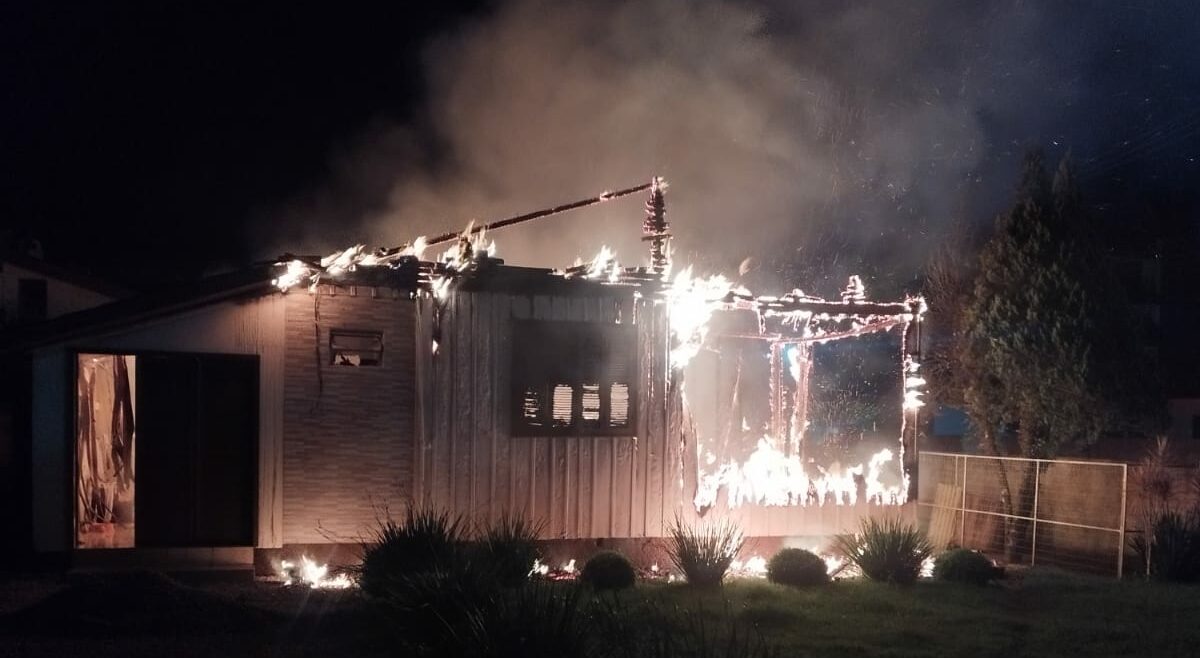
[
  {"x1": 0, "y1": 249, "x2": 132, "y2": 299},
  {"x1": 0, "y1": 264, "x2": 277, "y2": 353},
  {"x1": 0, "y1": 258, "x2": 651, "y2": 354}
]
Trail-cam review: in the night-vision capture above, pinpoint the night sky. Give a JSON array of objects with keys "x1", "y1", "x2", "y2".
[{"x1": 4, "y1": 1, "x2": 1200, "y2": 292}]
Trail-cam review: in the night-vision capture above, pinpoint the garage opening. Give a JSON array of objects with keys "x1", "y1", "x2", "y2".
[{"x1": 75, "y1": 352, "x2": 258, "y2": 549}]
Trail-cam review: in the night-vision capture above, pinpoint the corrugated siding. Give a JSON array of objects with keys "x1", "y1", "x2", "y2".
[
  {"x1": 414, "y1": 290, "x2": 688, "y2": 539},
  {"x1": 282, "y1": 287, "x2": 415, "y2": 544}
]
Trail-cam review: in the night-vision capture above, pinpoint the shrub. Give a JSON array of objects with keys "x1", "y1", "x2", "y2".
[
  {"x1": 766, "y1": 548, "x2": 829, "y2": 587},
  {"x1": 356, "y1": 504, "x2": 465, "y2": 598},
  {"x1": 834, "y1": 517, "x2": 932, "y2": 584},
  {"x1": 932, "y1": 548, "x2": 999, "y2": 585},
  {"x1": 473, "y1": 511, "x2": 545, "y2": 588},
  {"x1": 667, "y1": 515, "x2": 744, "y2": 587},
  {"x1": 1131, "y1": 511, "x2": 1200, "y2": 583},
  {"x1": 580, "y1": 550, "x2": 637, "y2": 590}
]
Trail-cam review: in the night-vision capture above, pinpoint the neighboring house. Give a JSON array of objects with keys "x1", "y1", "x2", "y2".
[
  {"x1": 0, "y1": 249, "x2": 127, "y2": 327},
  {"x1": 2, "y1": 186, "x2": 924, "y2": 574}
]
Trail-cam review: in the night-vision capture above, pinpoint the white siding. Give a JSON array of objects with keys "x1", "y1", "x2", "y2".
[{"x1": 29, "y1": 294, "x2": 287, "y2": 549}]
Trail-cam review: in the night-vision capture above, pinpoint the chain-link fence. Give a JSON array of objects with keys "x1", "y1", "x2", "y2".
[{"x1": 917, "y1": 451, "x2": 1128, "y2": 577}]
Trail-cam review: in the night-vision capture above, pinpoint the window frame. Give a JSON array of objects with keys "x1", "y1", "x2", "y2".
[
  {"x1": 510, "y1": 319, "x2": 637, "y2": 437},
  {"x1": 329, "y1": 328, "x2": 385, "y2": 367},
  {"x1": 18, "y1": 277, "x2": 48, "y2": 322}
]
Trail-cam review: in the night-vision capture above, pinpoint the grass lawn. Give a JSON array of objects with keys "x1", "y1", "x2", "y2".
[
  {"x1": 639, "y1": 569, "x2": 1200, "y2": 658},
  {"x1": 1, "y1": 568, "x2": 1197, "y2": 657}
]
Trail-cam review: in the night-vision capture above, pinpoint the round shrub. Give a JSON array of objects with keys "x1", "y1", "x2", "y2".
[
  {"x1": 767, "y1": 548, "x2": 830, "y2": 587},
  {"x1": 933, "y1": 548, "x2": 998, "y2": 585},
  {"x1": 580, "y1": 550, "x2": 636, "y2": 590}
]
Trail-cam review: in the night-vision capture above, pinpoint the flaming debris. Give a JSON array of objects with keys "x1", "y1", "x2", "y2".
[{"x1": 279, "y1": 556, "x2": 355, "y2": 589}]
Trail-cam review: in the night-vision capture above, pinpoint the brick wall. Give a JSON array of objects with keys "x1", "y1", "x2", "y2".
[{"x1": 282, "y1": 286, "x2": 415, "y2": 544}]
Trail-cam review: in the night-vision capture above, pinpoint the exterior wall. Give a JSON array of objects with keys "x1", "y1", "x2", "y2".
[
  {"x1": 413, "y1": 291, "x2": 686, "y2": 539},
  {"x1": 30, "y1": 294, "x2": 287, "y2": 551},
  {"x1": 281, "y1": 286, "x2": 416, "y2": 544},
  {"x1": 0, "y1": 261, "x2": 115, "y2": 324}
]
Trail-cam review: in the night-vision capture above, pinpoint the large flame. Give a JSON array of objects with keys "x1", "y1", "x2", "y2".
[
  {"x1": 663, "y1": 267, "x2": 740, "y2": 369},
  {"x1": 694, "y1": 437, "x2": 904, "y2": 510}
]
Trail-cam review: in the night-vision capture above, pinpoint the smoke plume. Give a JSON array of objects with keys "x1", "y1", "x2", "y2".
[{"x1": 257, "y1": 0, "x2": 1200, "y2": 296}]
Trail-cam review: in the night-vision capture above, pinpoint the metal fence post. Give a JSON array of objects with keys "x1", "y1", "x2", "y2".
[
  {"x1": 959, "y1": 455, "x2": 967, "y2": 547},
  {"x1": 1117, "y1": 463, "x2": 1127, "y2": 579},
  {"x1": 1031, "y1": 460, "x2": 1040, "y2": 566}
]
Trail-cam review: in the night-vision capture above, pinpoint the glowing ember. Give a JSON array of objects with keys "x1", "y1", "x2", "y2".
[
  {"x1": 279, "y1": 556, "x2": 355, "y2": 589},
  {"x1": 902, "y1": 357, "x2": 926, "y2": 411}
]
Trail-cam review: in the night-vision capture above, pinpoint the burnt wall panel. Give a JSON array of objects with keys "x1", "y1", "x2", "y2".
[
  {"x1": 282, "y1": 287, "x2": 415, "y2": 544},
  {"x1": 415, "y1": 290, "x2": 675, "y2": 540}
]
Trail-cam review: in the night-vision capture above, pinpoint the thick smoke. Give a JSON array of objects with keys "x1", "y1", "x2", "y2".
[{"x1": 258, "y1": 0, "x2": 1199, "y2": 297}]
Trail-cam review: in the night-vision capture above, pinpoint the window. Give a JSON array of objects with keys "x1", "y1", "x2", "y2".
[
  {"x1": 330, "y1": 329, "x2": 384, "y2": 366},
  {"x1": 18, "y1": 278, "x2": 47, "y2": 322},
  {"x1": 511, "y1": 320, "x2": 636, "y2": 436}
]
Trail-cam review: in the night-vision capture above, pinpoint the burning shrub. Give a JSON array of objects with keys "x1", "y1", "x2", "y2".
[
  {"x1": 834, "y1": 517, "x2": 931, "y2": 584},
  {"x1": 932, "y1": 548, "x2": 1000, "y2": 586},
  {"x1": 356, "y1": 504, "x2": 465, "y2": 598},
  {"x1": 472, "y1": 510, "x2": 545, "y2": 588},
  {"x1": 766, "y1": 548, "x2": 829, "y2": 587},
  {"x1": 1131, "y1": 511, "x2": 1200, "y2": 583},
  {"x1": 667, "y1": 515, "x2": 744, "y2": 587},
  {"x1": 580, "y1": 550, "x2": 636, "y2": 590}
]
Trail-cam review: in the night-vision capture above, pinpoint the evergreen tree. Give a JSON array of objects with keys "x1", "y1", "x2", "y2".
[{"x1": 957, "y1": 149, "x2": 1155, "y2": 458}]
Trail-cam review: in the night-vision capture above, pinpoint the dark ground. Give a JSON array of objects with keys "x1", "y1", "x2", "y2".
[
  {"x1": 0, "y1": 571, "x2": 390, "y2": 658},
  {"x1": 1, "y1": 568, "x2": 1198, "y2": 657}
]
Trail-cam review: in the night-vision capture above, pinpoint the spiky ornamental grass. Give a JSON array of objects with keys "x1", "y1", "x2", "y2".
[
  {"x1": 355, "y1": 504, "x2": 466, "y2": 598},
  {"x1": 473, "y1": 510, "x2": 545, "y2": 588},
  {"x1": 667, "y1": 515, "x2": 745, "y2": 587},
  {"x1": 835, "y1": 517, "x2": 932, "y2": 585}
]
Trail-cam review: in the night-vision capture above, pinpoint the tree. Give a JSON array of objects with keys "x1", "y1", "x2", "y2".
[
  {"x1": 934, "y1": 149, "x2": 1160, "y2": 559},
  {"x1": 956, "y1": 150, "x2": 1154, "y2": 458}
]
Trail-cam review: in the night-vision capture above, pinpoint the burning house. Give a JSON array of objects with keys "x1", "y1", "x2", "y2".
[{"x1": 3, "y1": 179, "x2": 925, "y2": 573}]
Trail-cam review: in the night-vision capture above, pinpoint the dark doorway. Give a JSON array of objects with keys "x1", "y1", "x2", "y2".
[{"x1": 135, "y1": 354, "x2": 257, "y2": 547}]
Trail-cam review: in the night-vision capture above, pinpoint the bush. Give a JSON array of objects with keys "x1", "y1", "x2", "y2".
[
  {"x1": 473, "y1": 511, "x2": 545, "y2": 588},
  {"x1": 667, "y1": 515, "x2": 744, "y2": 587},
  {"x1": 1131, "y1": 511, "x2": 1200, "y2": 582},
  {"x1": 580, "y1": 550, "x2": 636, "y2": 590},
  {"x1": 932, "y1": 548, "x2": 999, "y2": 585},
  {"x1": 834, "y1": 517, "x2": 932, "y2": 584},
  {"x1": 766, "y1": 548, "x2": 829, "y2": 587},
  {"x1": 356, "y1": 504, "x2": 465, "y2": 598}
]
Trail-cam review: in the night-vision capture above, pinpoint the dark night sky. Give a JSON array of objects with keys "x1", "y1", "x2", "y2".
[{"x1": 3, "y1": 2, "x2": 1200, "y2": 291}]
